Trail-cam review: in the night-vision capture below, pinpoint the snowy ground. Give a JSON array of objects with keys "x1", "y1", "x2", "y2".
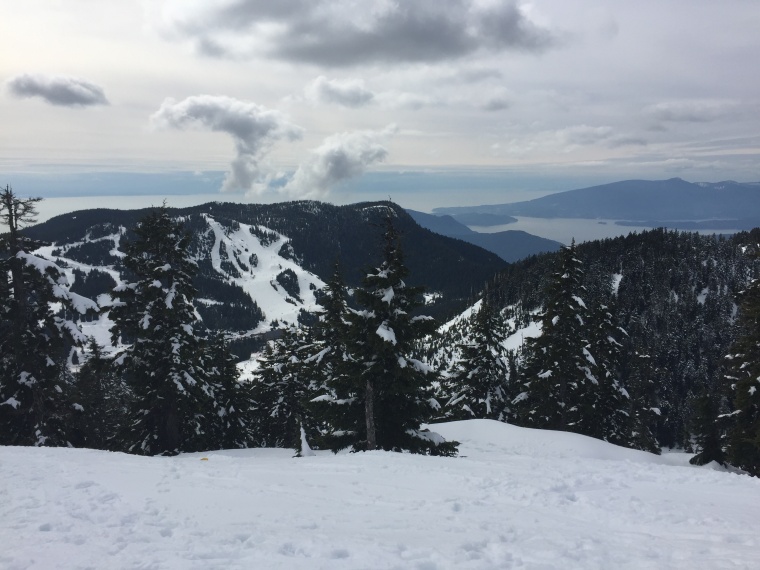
[{"x1": 2, "y1": 420, "x2": 758, "y2": 570}]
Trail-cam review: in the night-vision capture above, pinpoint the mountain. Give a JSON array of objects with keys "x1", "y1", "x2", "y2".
[
  {"x1": 2, "y1": 419, "x2": 756, "y2": 569},
  {"x1": 433, "y1": 178, "x2": 760, "y2": 228},
  {"x1": 407, "y1": 209, "x2": 562, "y2": 262},
  {"x1": 22, "y1": 201, "x2": 507, "y2": 356}
]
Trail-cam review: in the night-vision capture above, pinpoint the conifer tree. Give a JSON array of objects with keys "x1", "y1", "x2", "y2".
[
  {"x1": 70, "y1": 338, "x2": 130, "y2": 450},
  {"x1": 445, "y1": 292, "x2": 510, "y2": 421},
  {"x1": 206, "y1": 333, "x2": 254, "y2": 449},
  {"x1": 1, "y1": 185, "x2": 92, "y2": 446},
  {"x1": 250, "y1": 326, "x2": 317, "y2": 450},
  {"x1": 514, "y1": 241, "x2": 597, "y2": 432},
  {"x1": 689, "y1": 389, "x2": 725, "y2": 466},
  {"x1": 724, "y1": 248, "x2": 760, "y2": 475},
  {"x1": 109, "y1": 206, "x2": 218, "y2": 456},
  {"x1": 337, "y1": 212, "x2": 457, "y2": 455},
  {"x1": 306, "y1": 264, "x2": 363, "y2": 452}
]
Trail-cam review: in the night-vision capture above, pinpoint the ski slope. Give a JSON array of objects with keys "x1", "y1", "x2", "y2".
[{"x1": 1, "y1": 420, "x2": 757, "y2": 569}]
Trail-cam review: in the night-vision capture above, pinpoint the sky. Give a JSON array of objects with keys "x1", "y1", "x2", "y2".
[{"x1": 2, "y1": 1, "x2": 759, "y2": 211}]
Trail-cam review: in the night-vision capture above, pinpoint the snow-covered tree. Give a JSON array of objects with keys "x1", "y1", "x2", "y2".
[
  {"x1": 514, "y1": 241, "x2": 596, "y2": 432},
  {"x1": 305, "y1": 264, "x2": 362, "y2": 452},
  {"x1": 109, "y1": 206, "x2": 218, "y2": 456},
  {"x1": 1, "y1": 186, "x2": 93, "y2": 446},
  {"x1": 70, "y1": 338, "x2": 131, "y2": 450},
  {"x1": 724, "y1": 246, "x2": 760, "y2": 475},
  {"x1": 250, "y1": 326, "x2": 317, "y2": 451},
  {"x1": 445, "y1": 294, "x2": 510, "y2": 421},
  {"x1": 335, "y1": 213, "x2": 457, "y2": 455},
  {"x1": 206, "y1": 333, "x2": 254, "y2": 450}
]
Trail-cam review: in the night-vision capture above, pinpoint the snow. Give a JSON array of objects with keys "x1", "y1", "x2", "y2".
[
  {"x1": 376, "y1": 321, "x2": 397, "y2": 344},
  {"x1": 2, "y1": 420, "x2": 758, "y2": 570}
]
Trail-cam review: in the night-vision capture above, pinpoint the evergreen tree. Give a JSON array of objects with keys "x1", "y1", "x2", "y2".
[
  {"x1": 337, "y1": 213, "x2": 457, "y2": 455},
  {"x1": 724, "y1": 248, "x2": 760, "y2": 475},
  {"x1": 306, "y1": 264, "x2": 363, "y2": 452},
  {"x1": 584, "y1": 300, "x2": 632, "y2": 445},
  {"x1": 445, "y1": 292, "x2": 510, "y2": 421},
  {"x1": 250, "y1": 326, "x2": 317, "y2": 451},
  {"x1": 689, "y1": 389, "x2": 725, "y2": 466},
  {"x1": 0, "y1": 186, "x2": 91, "y2": 446},
  {"x1": 513, "y1": 241, "x2": 597, "y2": 433},
  {"x1": 70, "y1": 338, "x2": 131, "y2": 450},
  {"x1": 206, "y1": 333, "x2": 254, "y2": 449},
  {"x1": 624, "y1": 350, "x2": 662, "y2": 454},
  {"x1": 109, "y1": 206, "x2": 218, "y2": 456}
]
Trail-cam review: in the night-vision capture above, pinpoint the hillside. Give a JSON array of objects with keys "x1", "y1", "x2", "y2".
[
  {"x1": 2, "y1": 419, "x2": 757, "y2": 570},
  {"x1": 21, "y1": 201, "x2": 507, "y2": 350},
  {"x1": 434, "y1": 178, "x2": 760, "y2": 228}
]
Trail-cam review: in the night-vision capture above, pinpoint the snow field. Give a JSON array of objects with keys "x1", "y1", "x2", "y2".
[{"x1": 1, "y1": 420, "x2": 758, "y2": 569}]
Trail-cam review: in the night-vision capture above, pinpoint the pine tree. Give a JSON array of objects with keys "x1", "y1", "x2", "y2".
[
  {"x1": 724, "y1": 248, "x2": 760, "y2": 475},
  {"x1": 445, "y1": 292, "x2": 510, "y2": 421},
  {"x1": 584, "y1": 301, "x2": 632, "y2": 445},
  {"x1": 70, "y1": 338, "x2": 131, "y2": 450},
  {"x1": 306, "y1": 264, "x2": 362, "y2": 452},
  {"x1": 250, "y1": 326, "x2": 317, "y2": 450},
  {"x1": 514, "y1": 241, "x2": 597, "y2": 433},
  {"x1": 206, "y1": 333, "x2": 254, "y2": 449},
  {"x1": 109, "y1": 206, "x2": 218, "y2": 456},
  {"x1": 0, "y1": 185, "x2": 91, "y2": 446},
  {"x1": 338, "y1": 212, "x2": 457, "y2": 455},
  {"x1": 689, "y1": 389, "x2": 725, "y2": 466}
]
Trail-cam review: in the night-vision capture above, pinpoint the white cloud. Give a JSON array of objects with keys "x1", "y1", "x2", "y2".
[
  {"x1": 150, "y1": 95, "x2": 303, "y2": 192},
  {"x1": 282, "y1": 126, "x2": 395, "y2": 198},
  {"x1": 305, "y1": 76, "x2": 375, "y2": 108},
  {"x1": 6, "y1": 74, "x2": 108, "y2": 107}
]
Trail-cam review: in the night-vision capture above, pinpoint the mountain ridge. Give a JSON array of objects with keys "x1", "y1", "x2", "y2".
[{"x1": 433, "y1": 178, "x2": 760, "y2": 226}]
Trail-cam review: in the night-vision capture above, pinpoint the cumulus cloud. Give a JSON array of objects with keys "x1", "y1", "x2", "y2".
[
  {"x1": 6, "y1": 73, "x2": 108, "y2": 107},
  {"x1": 282, "y1": 126, "x2": 395, "y2": 198},
  {"x1": 643, "y1": 99, "x2": 739, "y2": 123},
  {"x1": 150, "y1": 95, "x2": 303, "y2": 192},
  {"x1": 158, "y1": 0, "x2": 558, "y2": 66},
  {"x1": 305, "y1": 76, "x2": 375, "y2": 107}
]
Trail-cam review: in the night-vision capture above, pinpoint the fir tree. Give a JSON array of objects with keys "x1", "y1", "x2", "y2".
[
  {"x1": 514, "y1": 241, "x2": 597, "y2": 433},
  {"x1": 206, "y1": 333, "x2": 254, "y2": 449},
  {"x1": 689, "y1": 389, "x2": 725, "y2": 466},
  {"x1": 109, "y1": 206, "x2": 218, "y2": 456},
  {"x1": 0, "y1": 186, "x2": 91, "y2": 446},
  {"x1": 306, "y1": 264, "x2": 362, "y2": 452},
  {"x1": 724, "y1": 247, "x2": 760, "y2": 475},
  {"x1": 250, "y1": 326, "x2": 317, "y2": 451},
  {"x1": 70, "y1": 338, "x2": 131, "y2": 450},
  {"x1": 445, "y1": 292, "x2": 510, "y2": 421},
  {"x1": 338, "y1": 212, "x2": 457, "y2": 455}
]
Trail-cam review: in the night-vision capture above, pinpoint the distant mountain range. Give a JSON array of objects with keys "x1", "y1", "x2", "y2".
[
  {"x1": 406, "y1": 210, "x2": 562, "y2": 262},
  {"x1": 433, "y1": 178, "x2": 760, "y2": 230}
]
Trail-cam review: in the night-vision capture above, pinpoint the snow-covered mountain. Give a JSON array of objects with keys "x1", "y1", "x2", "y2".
[
  {"x1": 23, "y1": 201, "x2": 507, "y2": 357},
  {"x1": 2, "y1": 419, "x2": 756, "y2": 570}
]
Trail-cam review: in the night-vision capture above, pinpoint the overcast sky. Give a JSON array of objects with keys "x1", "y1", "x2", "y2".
[{"x1": 1, "y1": 1, "x2": 759, "y2": 209}]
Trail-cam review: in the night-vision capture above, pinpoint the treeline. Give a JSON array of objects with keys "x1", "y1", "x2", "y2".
[
  {"x1": 427, "y1": 228, "x2": 760, "y2": 475},
  {"x1": 1, "y1": 189, "x2": 457, "y2": 456}
]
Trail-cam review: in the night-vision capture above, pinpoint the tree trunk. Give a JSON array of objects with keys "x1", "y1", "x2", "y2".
[{"x1": 365, "y1": 377, "x2": 377, "y2": 450}]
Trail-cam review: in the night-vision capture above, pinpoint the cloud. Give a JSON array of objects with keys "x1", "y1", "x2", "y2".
[
  {"x1": 305, "y1": 76, "x2": 375, "y2": 107},
  {"x1": 159, "y1": 1, "x2": 559, "y2": 66},
  {"x1": 6, "y1": 73, "x2": 108, "y2": 107},
  {"x1": 150, "y1": 95, "x2": 303, "y2": 192},
  {"x1": 282, "y1": 126, "x2": 394, "y2": 198},
  {"x1": 643, "y1": 100, "x2": 739, "y2": 123}
]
